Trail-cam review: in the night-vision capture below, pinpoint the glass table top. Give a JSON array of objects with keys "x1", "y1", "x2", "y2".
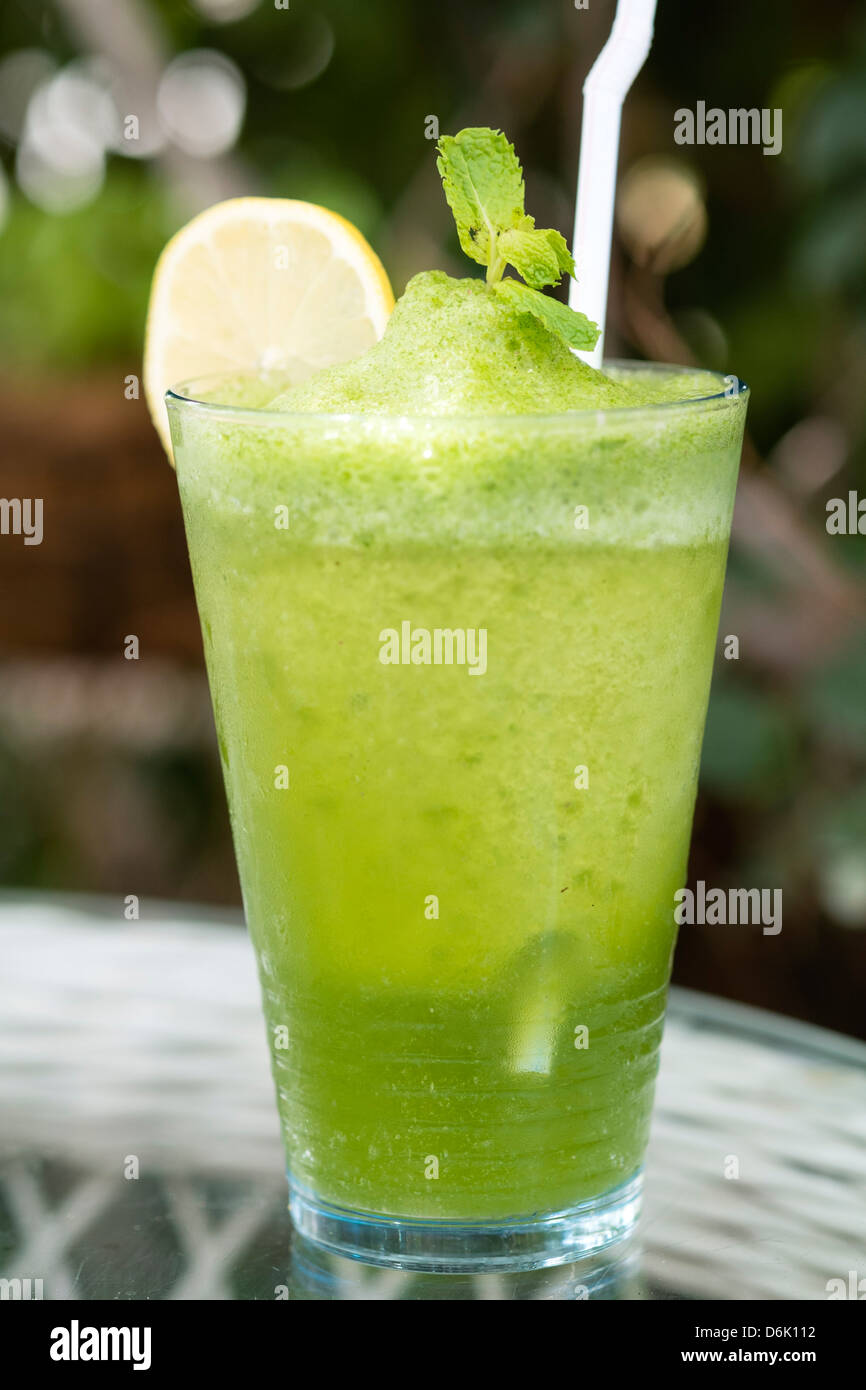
[{"x1": 1, "y1": 895, "x2": 864, "y2": 1300}]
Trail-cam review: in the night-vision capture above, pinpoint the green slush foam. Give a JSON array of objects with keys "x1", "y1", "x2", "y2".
[{"x1": 265, "y1": 271, "x2": 721, "y2": 416}]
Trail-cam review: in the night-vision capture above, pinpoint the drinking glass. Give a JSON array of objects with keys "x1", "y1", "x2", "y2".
[{"x1": 168, "y1": 364, "x2": 748, "y2": 1271}]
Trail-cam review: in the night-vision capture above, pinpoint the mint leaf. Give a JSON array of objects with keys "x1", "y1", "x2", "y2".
[
  {"x1": 436, "y1": 128, "x2": 525, "y2": 272},
  {"x1": 436, "y1": 126, "x2": 593, "y2": 353},
  {"x1": 545, "y1": 229, "x2": 576, "y2": 280},
  {"x1": 494, "y1": 278, "x2": 599, "y2": 351},
  {"x1": 497, "y1": 223, "x2": 576, "y2": 289}
]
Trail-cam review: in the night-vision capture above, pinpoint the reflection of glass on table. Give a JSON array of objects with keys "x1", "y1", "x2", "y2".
[{"x1": 1, "y1": 897, "x2": 864, "y2": 1300}]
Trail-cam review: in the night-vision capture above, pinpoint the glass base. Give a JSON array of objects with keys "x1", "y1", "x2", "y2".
[{"x1": 288, "y1": 1171, "x2": 643, "y2": 1273}]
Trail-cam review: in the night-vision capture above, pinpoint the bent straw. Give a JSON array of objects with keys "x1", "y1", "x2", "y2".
[{"x1": 570, "y1": 0, "x2": 658, "y2": 368}]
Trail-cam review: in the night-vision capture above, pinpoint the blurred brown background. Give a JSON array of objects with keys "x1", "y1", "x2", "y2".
[{"x1": 0, "y1": 0, "x2": 865, "y2": 1035}]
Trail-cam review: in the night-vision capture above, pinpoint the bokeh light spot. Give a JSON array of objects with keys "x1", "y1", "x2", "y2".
[
  {"x1": 256, "y1": 15, "x2": 335, "y2": 91},
  {"x1": 617, "y1": 157, "x2": 707, "y2": 274},
  {"x1": 15, "y1": 61, "x2": 115, "y2": 214},
  {"x1": 157, "y1": 50, "x2": 246, "y2": 159},
  {"x1": 192, "y1": 0, "x2": 261, "y2": 22}
]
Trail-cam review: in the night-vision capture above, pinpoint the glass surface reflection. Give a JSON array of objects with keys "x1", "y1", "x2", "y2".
[{"x1": 287, "y1": 1230, "x2": 645, "y2": 1301}]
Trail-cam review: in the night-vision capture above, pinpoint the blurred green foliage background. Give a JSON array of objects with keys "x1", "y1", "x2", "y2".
[{"x1": 0, "y1": 0, "x2": 864, "y2": 1034}]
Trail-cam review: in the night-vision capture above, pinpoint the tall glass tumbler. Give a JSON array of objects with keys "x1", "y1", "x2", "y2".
[{"x1": 168, "y1": 364, "x2": 748, "y2": 1271}]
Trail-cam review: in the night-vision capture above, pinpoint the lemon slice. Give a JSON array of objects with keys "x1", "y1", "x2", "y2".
[{"x1": 143, "y1": 197, "x2": 394, "y2": 456}]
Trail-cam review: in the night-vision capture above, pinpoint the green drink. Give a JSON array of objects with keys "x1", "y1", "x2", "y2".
[{"x1": 157, "y1": 130, "x2": 749, "y2": 1269}]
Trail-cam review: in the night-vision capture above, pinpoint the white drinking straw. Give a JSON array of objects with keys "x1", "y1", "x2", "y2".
[{"x1": 570, "y1": 0, "x2": 658, "y2": 368}]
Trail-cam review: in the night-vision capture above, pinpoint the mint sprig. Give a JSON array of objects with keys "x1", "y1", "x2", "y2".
[{"x1": 436, "y1": 127, "x2": 599, "y2": 351}]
